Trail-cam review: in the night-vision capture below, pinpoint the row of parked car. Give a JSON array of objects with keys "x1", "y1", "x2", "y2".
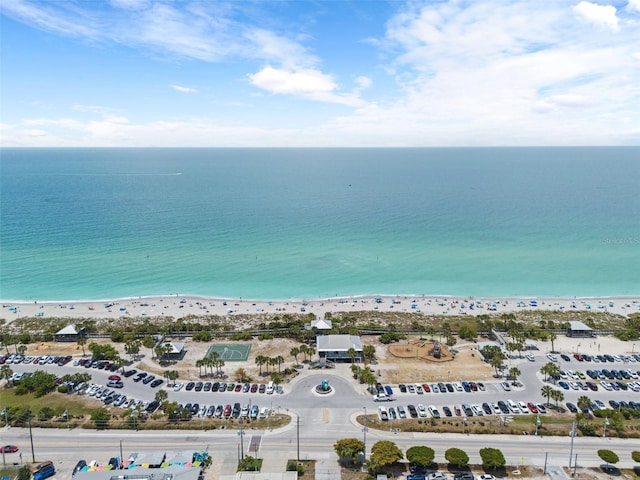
[
  {"x1": 407, "y1": 471, "x2": 497, "y2": 480},
  {"x1": 172, "y1": 380, "x2": 279, "y2": 395},
  {"x1": 1, "y1": 353, "x2": 72, "y2": 366},
  {"x1": 177, "y1": 401, "x2": 270, "y2": 420},
  {"x1": 377, "y1": 398, "x2": 549, "y2": 422},
  {"x1": 548, "y1": 352, "x2": 640, "y2": 363},
  {"x1": 377, "y1": 380, "x2": 490, "y2": 397},
  {"x1": 565, "y1": 398, "x2": 640, "y2": 414}
]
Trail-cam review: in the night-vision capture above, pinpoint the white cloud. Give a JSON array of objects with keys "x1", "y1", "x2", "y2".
[
  {"x1": 249, "y1": 66, "x2": 335, "y2": 94},
  {"x1": 170, "y1": 84, "x2": 198, "y2": 94},
  {"x1": 2, "y1": 0, "x2": 640, "y2": 146},
  {"x1": 110, "y1": 0, "x2": 149, "y2": 10},
  {"x1": 354, "y1": 76, "x2": 372, "y2": 90},
  {"x1": 627, "y1": 0, "x2": 640, "y2": 12},
  {"x1": 573, "y1": 1, "x2": 620, "y2": 32},
  {"x1": 248, "y1": 66, "x2": 364, "y2": 106}
]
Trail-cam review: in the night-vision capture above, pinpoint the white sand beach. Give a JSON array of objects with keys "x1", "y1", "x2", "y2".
[{"x1": 2, "y1": 293, "x2": 639, "y2": 322}]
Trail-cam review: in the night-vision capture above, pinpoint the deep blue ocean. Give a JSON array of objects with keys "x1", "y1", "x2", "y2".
[{"x1": 1, "y1": 147, "x2": 639, "y2": 301}]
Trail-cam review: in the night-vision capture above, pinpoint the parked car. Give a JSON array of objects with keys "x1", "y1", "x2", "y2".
[
  {"x1": 454, "y1": 473, "x2": 473, "y2": 480},
  {"x1": 427, "y1": 473, "x2": 447, "y2": 480}
]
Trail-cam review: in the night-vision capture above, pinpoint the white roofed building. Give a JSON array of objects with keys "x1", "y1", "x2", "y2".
[
  {"x1": 54, "y1": 324, "x2": 86, "y2": 342},
  {"x1": 317, "y1": 334, "x2": 363, "y2": 362}
]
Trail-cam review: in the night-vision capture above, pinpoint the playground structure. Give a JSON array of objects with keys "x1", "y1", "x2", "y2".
[{"x1": 388, "y1": 338, "x2": 453, "y2": 363}]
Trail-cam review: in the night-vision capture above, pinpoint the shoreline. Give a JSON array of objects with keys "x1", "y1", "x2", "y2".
[{"x1": 2, "y1": 293, "x2": 639, "y2": 321}]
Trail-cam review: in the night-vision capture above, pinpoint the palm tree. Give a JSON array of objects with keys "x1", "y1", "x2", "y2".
[
  {"x1": 490, "y1": 351, "x2": 505, "y2": 377},
  {"x1": 1, "y1": 335, "x2": 12, "y2": 355},
  {"x1": 548, "y1": 332, "x2": 557, "y2": 353},
  {"x1": 255, "y1": 355, "x2": 266, "y2": 376},
  {"x1": 509, "y1": 367, "x2": 521, "y2": 383},
  {"x1": 290, "y1": 347, "x2": 300, "y2": 366},
  {"x1": 540, "y1": 362, "x2": 560, "y2": 383},
  {"x1": 299, "y1": 345, "x2": 309, "y2": 362},
  {"x1": 165, "y1": 370, "x2": 179, "y2": 386},
  {"x1": 275, "y1": 355, "x2": 284, "y2": 373},
  {"x1": 154, "y1": 389, "x2": 168, "y2": 404},
  {"x1": 541, "y1": 385, "x2": 554, "y2": 406},
  {"x1": 308, "y1": 347, "x2": 316, "y2": 362},
  {"x1": 195, "y1": 359, "x2": 204, "y2": 377},
  {"x1": 550, "y1": 388, "x2": 564, "y2": 407},
  {"x1": 577, "y1": 395, "x2": 592, "y2": 413},
  {"x1": 363, "y1": 345, "x2": 376, "y2": 364},
  {"x1": 124, "y1": 339, "x2": 141, "y2": 361},
  {"x1": 17, "y1": 345, "x2": 27, "y2": 356},
  {"x1": 1, "y1": 364, "x2": 12, "y2": 382},
  {"x1": 347, "y1": 347, "x2": 357, "y2": 363},
  {"x1": 360, "y1": 367, "x2": 376, "y2": 393},
  {"x1": 214, "y1": 358, "x2": 225, "y2": 376}
]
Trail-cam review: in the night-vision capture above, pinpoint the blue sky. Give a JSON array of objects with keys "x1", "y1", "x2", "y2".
[{"x1": 1, "y1": 0, "x2": 639, "y2": 147}]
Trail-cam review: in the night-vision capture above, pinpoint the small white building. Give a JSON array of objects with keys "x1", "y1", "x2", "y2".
[{"x1": 306, "y1": 318, "x2": 333, "y2": 332}]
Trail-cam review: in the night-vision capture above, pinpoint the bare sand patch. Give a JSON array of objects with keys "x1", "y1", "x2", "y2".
[{"x1": 388, "y1": 339, "x2": 453, "y2": 362}]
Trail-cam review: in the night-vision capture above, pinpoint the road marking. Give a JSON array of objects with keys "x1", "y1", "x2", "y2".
[{"x1": 321, "y1": 408, "x2": 330, "y2": 424}]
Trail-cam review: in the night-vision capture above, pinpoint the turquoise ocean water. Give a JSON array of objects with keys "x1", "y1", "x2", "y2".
[{"x1": 1, "y1": 147, "x2": 639, "y2": 301}]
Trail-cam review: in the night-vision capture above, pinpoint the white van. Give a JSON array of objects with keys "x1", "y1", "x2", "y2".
[
  {"x1": 259, "y1": 407, "x2": 269, "y2": 419},
  {"x1": 507, "y1": 399, "x2": 520, "y2": 413},
  {"x1": 266, "y1": 381, "x2": 274, "y2": 394}
]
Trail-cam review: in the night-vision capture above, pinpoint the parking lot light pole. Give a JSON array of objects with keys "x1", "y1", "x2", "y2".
[
  {"x1": 238, "y1": 419, "x2": 245, "y2": 461},
  {"x1": 535, "y1": 415, "x2": 541, "y2": 436},
  {"x1": 568, "y1": 420, "x2": 576, "y2": 468},
  {"x1": 362, "y1": 407, "x2": 367, "y2": 467},
  {"x1": 602, "y1": 416, "x2": 609, "y2": 438}
]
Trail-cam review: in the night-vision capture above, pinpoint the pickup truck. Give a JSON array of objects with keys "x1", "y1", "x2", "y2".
[{"x1": 373, "y1": 393, "x2": 392, "y2": 402}]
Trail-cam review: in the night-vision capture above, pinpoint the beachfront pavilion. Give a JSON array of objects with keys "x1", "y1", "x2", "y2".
[
  {"x1": 567, "y1": 321, "x2": 594, "y2": 338},
  {"x1": 316, "y1": 334, "x2": 363, "y2": 362},
  {"x1": 54, "y1": 324, "x2": 86, "y2": 342},
  {"x1": 305, "y1": 318, "x2": 333, "y2": 334},
  {"x1": 160, "y1": 342, "x2": 186, "y2": 360}
]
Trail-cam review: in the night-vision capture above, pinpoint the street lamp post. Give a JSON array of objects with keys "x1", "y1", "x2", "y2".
[
  {"x1": 534, "y1": 415, "x2": 541, "y2": 436},
  {"x1": 28, "y1": 416, "x2": 35, "y2": 462},
  {"x1": 1, "y1": 408, "x2": 8, "y2": 428},
  {"x1": 568, "y1": 420, "x2": 576, "y2": 468},
  {"x1": 602, "y1": 416, "x2": 609, "y2": 438},
  {"x1": 362, "y1": 407, "x2": 368, "y2": 467},
  {"x1": 462, "y1": 415, "x2": 467, "y2": 435},
  {"x1": 238, "y1": 419, "x2": 245, "y2": 461}
]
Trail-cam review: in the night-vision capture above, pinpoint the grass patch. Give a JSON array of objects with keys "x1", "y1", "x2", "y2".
[
  {"x1": 0, "y1": 388, "x2": 98, "y2": 417},
  {"x1": 358, "y1": 414, "x2": 640, "y2": 438}
]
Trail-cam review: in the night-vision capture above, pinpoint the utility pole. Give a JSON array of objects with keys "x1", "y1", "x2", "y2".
[
  {"x1": 568, "y1": 421, "x2": 576, "y2": 469},
  {"x1": 239, "y1": 419, "x2": 245, "y2": 461},
  {"x1": 119, "y1": 440, "x2": 123, "y2": 467},
  {"x1": 296, "y1": 416, "x2": 300, "y2": 463},
  {"x1": 602, "y1": 416, "x2": 609, "y2": 438},
  {"x1": 362, "y1": 407, "x2": 368, "y2": 467},
  {"x1": 543, "y1": 452, "x2": 548, "y2": 474},
  {"x1": 28, "y1": 416, "x2": 35, "y2": 462},
  {"x1": 1, "y1": 407, "x2": 8, "y2": 428}
]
